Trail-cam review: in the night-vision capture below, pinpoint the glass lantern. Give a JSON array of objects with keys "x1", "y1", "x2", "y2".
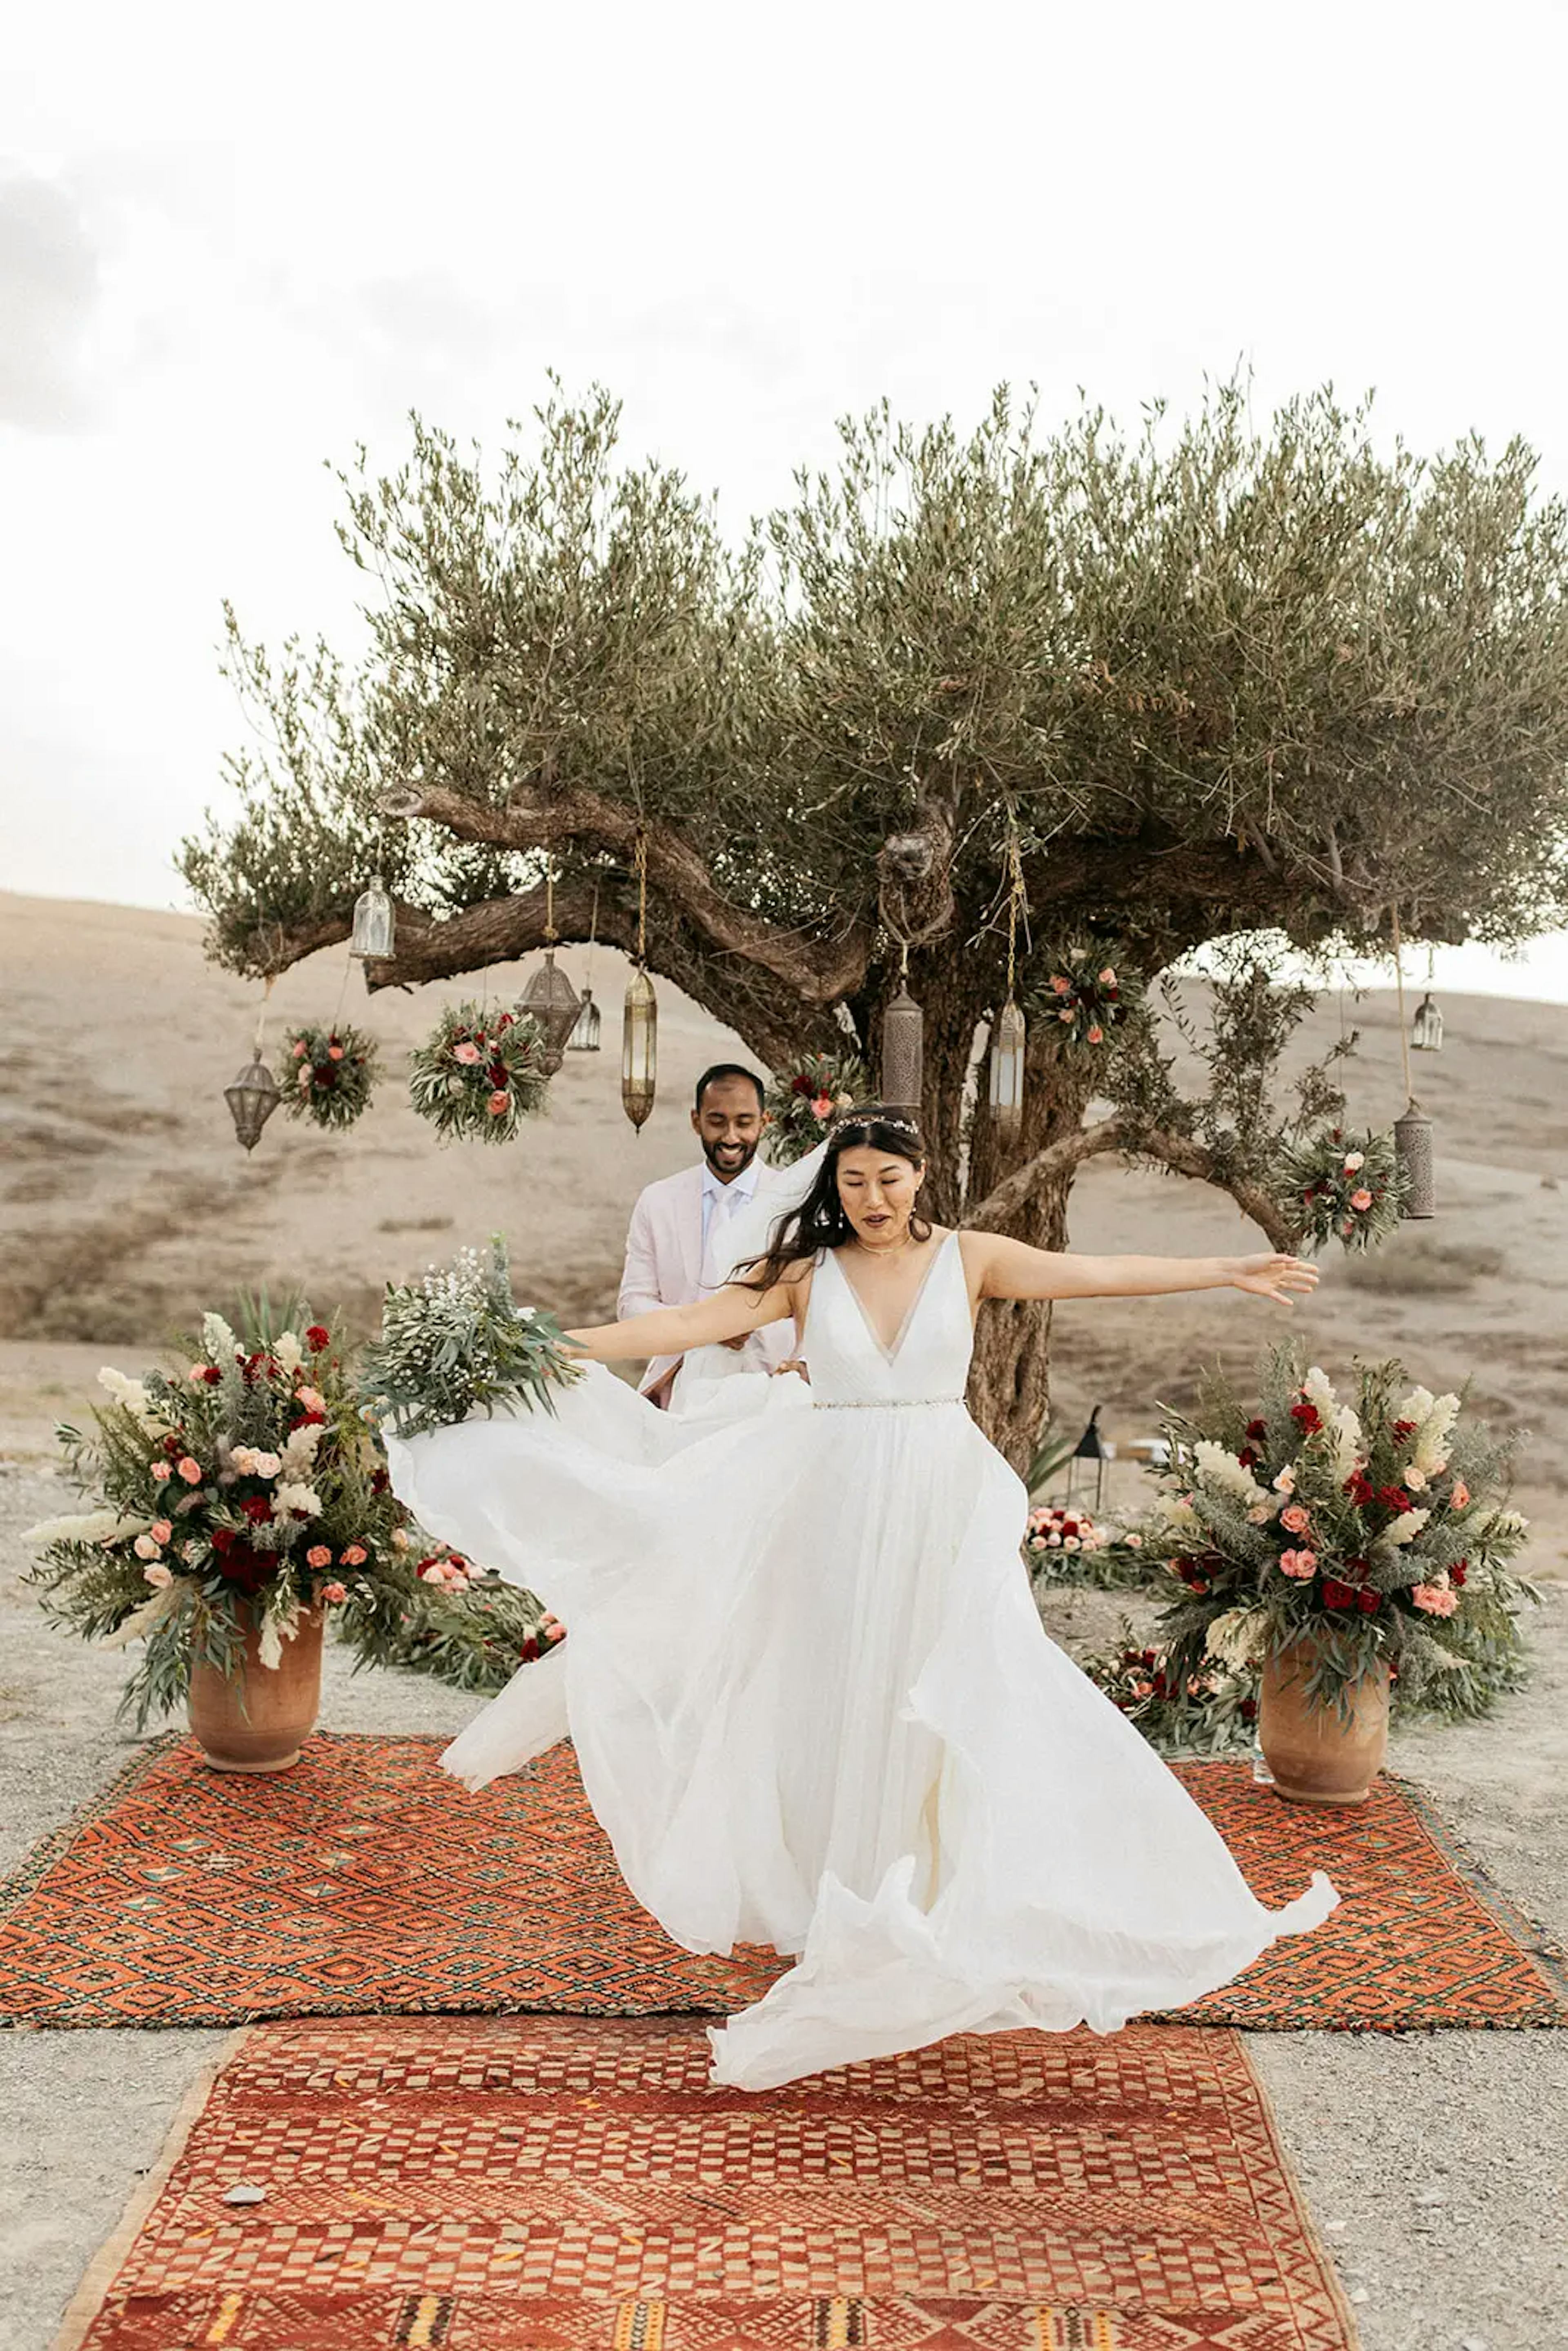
[
  {"x1": 349, "y1": 878, "x2": 396, "y2": 960},
  {"x1": 1411, "y1": 992, "x2": 1444, "y2": 1053},
  {"x1": 567, "y1": 987, "x2": 602, "y2": 1051},
  {"x1": 517, "y1": 949, "x2": 581, "y2": 1075},
  {"x1": 987, "y1": 997, "x2": 1027, "y2": 1136},
  {"x1": 621, "y1": 968, "x2": 658, "y2": 1130},
  {"x1": 224, "y1": 1057, "x2": 283, "y2": 1152}
]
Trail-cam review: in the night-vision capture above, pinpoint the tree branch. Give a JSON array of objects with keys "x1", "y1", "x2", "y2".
[
  {"x1": 965, "y1": 1115, "x2": 1131, "y2": 1229},
  {"x1": 379, "y1": 781, "x2": 871, "y2": 1003},
  {"x1": 964, "y1": 1112, "x2": 1294, "y2": 1249},
  {"x1": 1127, "y1": 1127, "x2": 1295, "y2": 1250}
]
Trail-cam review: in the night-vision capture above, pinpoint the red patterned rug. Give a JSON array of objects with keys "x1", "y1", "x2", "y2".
[
  {"x1": 2, "y1": 1735, "x2": 1563, "y2": 2031},
  {"x1": 54, "y1": 2012, "x2": 1359, "y2": 2351}
]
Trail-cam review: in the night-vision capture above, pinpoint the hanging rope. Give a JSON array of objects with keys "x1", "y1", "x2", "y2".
[
  {"x1": 252, "y1": 975, "x2": 275, "y2": 1059},
  {"x1": 1004, "y1": 828, "x2": 1027, "y2": 1000},
  {"x1": 1390, "y1": 902, "x2": 1415, "y2": 1102},
  {"x1": 634, "y1": 829, "x2": 648, "y2": 967},
  {"x1": 543, "y1": 857, "x2": 558, "y2": 948}
]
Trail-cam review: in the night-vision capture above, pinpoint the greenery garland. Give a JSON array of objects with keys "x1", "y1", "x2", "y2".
[
  {"x1": 360, "y1": 1235, "x2": 584, "y2": 1440},
  {"x1": 408, "y1": 1002, "x2": 550, "y2": 1143},
  {"x1": 278, "y1": 1021, "x2": 379, "y2": 1131},
  {"x1": 338, "y1": 1539, "x2": 565, "y2": 1695},
  {"x1": 1272, "y1": 1123, "x2": 1407, "y2": 1253},
  {"x1": 762, "y1": 1049, "x2": 871, "y2": 1166}
]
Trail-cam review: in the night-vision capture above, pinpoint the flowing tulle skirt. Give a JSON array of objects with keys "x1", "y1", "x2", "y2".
[{"x1": 388, "y1": 1366, "x2": 1334, "y2": 2090}]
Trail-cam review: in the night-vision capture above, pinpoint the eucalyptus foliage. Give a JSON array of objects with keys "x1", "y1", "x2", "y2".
[{"x1": 360, "y1": 1236, "x2": 584, "y2": 1440}]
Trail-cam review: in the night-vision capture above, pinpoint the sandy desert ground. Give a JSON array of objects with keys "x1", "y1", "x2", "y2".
[{"x1": 2, "y1": 888, "x2": 1565, "y2": 1565}]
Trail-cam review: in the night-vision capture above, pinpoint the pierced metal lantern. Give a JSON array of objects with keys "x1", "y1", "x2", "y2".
[
  {"x1": 987, "y1": 997, "x2": 1027, "y2": 1137},
  {"x1": 1394, "y1": 1099, "x2": 1436, "y2": 1219},
  {"x1": 880, "y1": 977, "x2": 924, "y2": 1110},
  {"x1": 621, "y1": 968, "x2": 658, "y2": 1131},
  {"x1": 1412, "y1": 992, "x2": 1444, "y2": 1053},
  {"x1": 349, "y1": 878, "x2": 396, "y2": 960},
  {"x1": 567, "y1": 986, "x2": 602, "y2": 1051},
  {"x1": 224, "y1": 1057, "x2": 283, "y2": 1152},
  {"x1": 1066, "y1": 1405, "x2": 1109, "y2": 1513},
  {"x1": 518, "y1": 949, "x2": 581, "y2": 1075}
]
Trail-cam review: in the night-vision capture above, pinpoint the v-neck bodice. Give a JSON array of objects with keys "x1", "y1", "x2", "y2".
[{"x1": 804, "y1": 1232, "x2": 972, "y2": 1405}]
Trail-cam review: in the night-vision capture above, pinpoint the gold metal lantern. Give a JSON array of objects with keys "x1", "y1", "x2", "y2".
[
  {"x1": 620, "y1": 834, "x2": 658, "y2": 1131},
  {"x1": 224, "y1": 1057, "x2": 282, "y2": 1152},
  {"x1": 349, "y1": 877, "x2": 396, "y2": 960},
  {"x1": 1394, "y1": 1100, "x2": 1436, "y2": 1219},
  {"x1": 517, "y1": 863, "x2": 581, "y2": 1075},
  {"x1": 880, "y1": 971, "x2": 924, "y2": 1110},
  {"x1": 988, "y1": 999, "x2": 1027, "y2": 1135}
]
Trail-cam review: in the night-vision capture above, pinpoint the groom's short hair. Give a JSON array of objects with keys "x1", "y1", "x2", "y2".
[{"x1": 694, "y1": 1063, "x2": 765, "y2": 1112}]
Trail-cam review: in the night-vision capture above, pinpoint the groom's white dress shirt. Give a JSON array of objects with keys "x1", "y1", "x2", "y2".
[{"x1": 619, "y1": 1156, "x2": 794, "y2": 1404}]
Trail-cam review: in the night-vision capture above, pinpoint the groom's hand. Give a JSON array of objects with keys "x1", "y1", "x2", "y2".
[{"x1": 719, "y1": 1334, "x2": 749, "y2": 1351}]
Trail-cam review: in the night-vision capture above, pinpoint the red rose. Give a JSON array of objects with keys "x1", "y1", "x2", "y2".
[
  {"x1": 1290, "y1": 1401, "x2": 1322, "y2": 1433},
  {"x1": 1376, "y1": 1486, "x2": 1411, "y2": 1514},
  {"x1": 196, "y1": 1364, "x2": 221, "y2": 1386},
  {"x1": 1321, "y1": 1578, "x2": 1358, "y2": 1610},
  {"x1": 1141, "y1": 1649, "x2": 1158, "y2": 1668},
  {"x1": 241, "y1": 1496, "x2": 272, "y2": 1524},
  {"x1": 521, "y1": 1635, "x2": 541, "y2": 1662},
  {"x1": 497, "y1": 1013, "x2": 514, "y2": 1029},
  {"x1": 1358, "y1": 1588, "x2": 1381, "y2": 1613},
  {"x1": 370, "y1": 1468, "x2": 390, "y2": 1494},
  {"x1": 1344, "y1": 1472, "x2": 1375, "y2": 1507},
  {"x1": 1237, "y1": 1447, "x2": 1258, "y2": 1470},
  {"x1": 1245, "y1": 1418, "x2": 1268, "y2": 1442},
  {"x1": 1240, "y1": 1696, "x2": 1258, "y2": 1723},
  {"x1": 791, "y1": 1074, "x2": 813, "y2": 1095},
  {"x1": 306, "y1": 1325, "x2": 331, "y2": 1353},
  {"x1": 1152, "y1": 1672, "x2": 1169, "y2": 1698},
  {"x1": 1450, "y1": 1561, "x2": 1468, "y2": 1587},
  {"x1": 290, "y1": 1411, "x2": 327, "y2": 1432},
  {"x1": 1392, "y1": 1418, "x2": 1416, "y2": 1441}
]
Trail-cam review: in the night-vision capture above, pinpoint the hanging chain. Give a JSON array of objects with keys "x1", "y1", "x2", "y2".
[{"x1": 1390, "y1": 902, "x2": 1415, "y2": 1102}]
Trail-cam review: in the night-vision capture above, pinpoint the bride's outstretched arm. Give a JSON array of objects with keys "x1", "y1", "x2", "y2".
[
  {"x1": 970, "y1": 1232, "x2": 1319, "y2": 1308},
  {"x1": 563, "y1": 1278, "x2": 797, "y2": 1364}
]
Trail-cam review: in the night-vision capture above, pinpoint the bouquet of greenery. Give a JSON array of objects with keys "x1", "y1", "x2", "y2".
[
  {"x1": 23, "y1": 1308, "x2": 410, "y2": 1727},
  {"x1": 341, "y1": 1538, "x2": 566, "y2": 1695},
  {"x1": 1271, "y1": 1124, "x2": 1407, "y2": 1253},
  {"x1": 1031, "y1": 953, "x2": 1137, "y2": 1048},
  {"x1": 763, "y1": 1049, "x2": 871, "y2": 1166},
  {"x1": 360, "y1": 1236, "x2": 584, "y2": 1440},
  {"x1": 1142, "y1": 1343, "x2": 1536, "y2": 1717},
  {"x1": 408, "y1": 1002, "x2": 550, "y2": 1143},
  {"x1": 278, "y1": 1021, "x2": 379, "y2": 1131}
]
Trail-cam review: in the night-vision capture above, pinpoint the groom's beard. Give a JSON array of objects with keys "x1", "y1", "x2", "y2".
[{"x1": 702, "y1": 1135, "x2": 759, "y2": 1181}]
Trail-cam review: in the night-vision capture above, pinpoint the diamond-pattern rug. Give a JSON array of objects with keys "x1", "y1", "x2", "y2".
[
  {"x1": 2, "y1": 1735, "x2": 1563, "y2": 2031},
  {"x1": 53, "y1": 2013, "x2": 1359, "y2": 2351}
]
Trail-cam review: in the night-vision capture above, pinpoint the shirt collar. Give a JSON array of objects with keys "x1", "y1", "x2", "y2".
[{"x1": 702, "y1": 1158, "x2": 760, "y2": 1204}]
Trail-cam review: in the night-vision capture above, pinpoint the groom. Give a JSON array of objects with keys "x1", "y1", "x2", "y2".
[{"x1": 619, "y1": 1064, "x2": 795, "y2": 1408}]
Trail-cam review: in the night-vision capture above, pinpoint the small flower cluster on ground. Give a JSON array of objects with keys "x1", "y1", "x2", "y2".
[
  {"x1": 408, "y1": 1001, "x2": 551, "y2": 1143},
  {"x1": 1272, "y1": 1124, "x2": 1408, "y2": 1254},
  {"x1": 763, "y1": 1050, "x2": 871, "y2": 1166},
  {"x1": 1140, "y1": 1345, "x2": 1535, "y2": 1718},
  {"x1": 1022, "y1": 1503, "x2": 1153, "y2": 1590},
  {"x1": 278, "y1": 1022, "x2": 379, "y2": 1131}
]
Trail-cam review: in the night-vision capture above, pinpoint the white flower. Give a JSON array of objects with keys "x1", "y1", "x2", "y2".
[
  {"x1": 1303, "y1": 1365, "x2": 1339, "y2": 1423},
  {"x1": 1272, "y1": 1466, "x2": 1297, "y2": 1495},
  {"x1": 1413, "y1": 1394, "x2": 1460, "y2": 1478},
  {"x1": 1204, "y1": 1607, "x2": 1269, "y2": 1670},
  {"x1": 392, "y1": 1527, "x2": 412, "y2": 1550},
  {"x1": 251, "y1": 1452, "x2": 282, "y2": 1479},
  {"x1": 202, "y1": 1313, "x2": 239, "y2": 1365},
  {"x1": 279, "y1": 1421, "x2": 324, "y2": 1477},
  {"x1": 100, "y1": 1582, "x2": 186, "y2": 1648},
  {"x1": 133, "y1": 1532, "x2": 162, "y2": 1561},
  {"x1": 1246, "y1": 1504, "x2": 1271, "y2": 1525},
  {"x1": 96, "y1": 1368, "x2": 170, "y2": 1432},
  {"x1": 1160, "y1": 1497, "x2": 1203, "y2": 1536},
  {"x1": 272, "y1": 1482, "x2": 321, "y2": 1520},
  {"x1": 274, "y1": 1331, "x2": 305, "y2": 1375},
  {"x1": 1342, "y1": 1152, "x2": 1365, "y2": 1173},
  {"x1": 1331, "y1": 1407, "x2": 1363, "y2": 1484},
  {"x1": 1403, "y1": 1464, "x2": 1428, "y2": 1492},
  {"x1": 22, "y1": 1509, "x2": 127, "y2": 1547},
  {"x1": 1193, "y1": 1440, "x2": 1267, "y2": 1506},
  {"x1": 230, "y1": 1447, "x2": 258, "y2": 1476},
  {"x1": 1378, "y1": 1507, "x2": 1431, "y2": 1549},
  {"x1": 256, "y1": 1603, "x2": 301, "y2": 1672}
]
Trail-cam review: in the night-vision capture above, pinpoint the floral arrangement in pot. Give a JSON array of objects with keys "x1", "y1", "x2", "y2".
[
  {"x1": 277, "y1": 1021, "x2": 379, "y2": 1132},
  {"x1": 763, "y1": 1049, "x2": 871, "y2": 1166},
  {"x1": 408, "y1": 1002, "x2": 551, "y2": 1143},
  {"x1": 1142, "y1": 1345, "x2": 1535, "y2": 1802},
  {"x1": 23, "y1": 1310, "x2": 410, "y2": 1768}
]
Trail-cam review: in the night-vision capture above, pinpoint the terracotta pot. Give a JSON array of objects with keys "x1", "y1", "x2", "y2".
[
  {"x1": 187, "y1": 1605, "x2": 325, "y2": 1772},
  {"x1": 1258, "y1": 1634, "x2": 1390, "y2": 1806}
]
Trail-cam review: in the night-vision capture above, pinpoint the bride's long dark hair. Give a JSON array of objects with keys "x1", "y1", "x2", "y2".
[{"x1": 737, "y1": 1105, "x2": 932, "y2": 1293}]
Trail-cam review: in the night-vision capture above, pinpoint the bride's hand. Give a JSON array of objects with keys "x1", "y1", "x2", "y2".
[
  {"x1": 1230, "y1": 1253, "x2": 1319, "y2": 1307},
  {"x1": 771, "y1": 1357, "x2": 811, "y2": 1384}
]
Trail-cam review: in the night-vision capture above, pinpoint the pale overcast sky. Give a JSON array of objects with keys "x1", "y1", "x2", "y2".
[{"x1": 4, "y1": 0, "x2": 1568, "y2": 1000}]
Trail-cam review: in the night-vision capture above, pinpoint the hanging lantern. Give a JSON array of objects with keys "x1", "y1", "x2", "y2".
[
  {"x1": 349, "y1": 877, "x2": 396, "y2": 960},
  {"x1": 518, "y1": 950, "x2": 581, "y2": 1075},
  {"x1": 224, "y1": 1057, "x2": 282, "y2": 1152},
  {"x1": 1412, "y1": 992, "x2": 1444, "y2": 1053},
  {"x1": 567, "y1": 986, "x2": 602, "y2": 1051},
  {"x1": 1394, "y1": 1100, "x2": 1435, "y2": 1219},
  {"x1": 880, "y1": 973, "x2": 924, "y2": 1110},
  {"x1": 622, "y1": 968, "x2": 658, "y2": 1131},
  {"x1": 988, "y1": 998, "x2": 1027, "y2": 1135}
]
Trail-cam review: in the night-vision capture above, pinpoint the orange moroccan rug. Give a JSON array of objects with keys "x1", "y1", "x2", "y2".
[
  {"x1": 53, "y1": 2012, "x2": 1360, "y2": 2351},
  {"x1": 3, "y1": 1735, "x2": 1563, "y2": 2032}
]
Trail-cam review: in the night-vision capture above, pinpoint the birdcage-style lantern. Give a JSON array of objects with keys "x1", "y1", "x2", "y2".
[
  {"x1": 1066, "y1": 1405, "x2": 1109, "y2": 1514},
  {"x1": 349, "y1": 877, "x2": 396, "y2": 960},
  {"x1": 567, "y1": 986, "x2": 602, "y2": 1051},
  {"x1": 1394, "y1": 1100, "x2": 1435, "y2": 1219},
  {"x1": 880, "y1": 971, "x2": 924, "y2": 1110},
  {"x1": 1412, "y1": 992, "x2": 1444, "y2": 1053},
  {"x1": 518, "y1": 951, "x2": 581, "y2": 1076},
  {"x1": 988, "y1": 999, "x2": 1027, "y2": 1136},
  {"x1": 224, "y1": 1057, "x2": 283, "y2": 1152}
]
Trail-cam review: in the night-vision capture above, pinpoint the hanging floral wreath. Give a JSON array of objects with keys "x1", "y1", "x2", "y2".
[
  {"x1": 1271, "y1": 1124, "x2": 1408, "y2": 1253},
  {"x1": 277, "y1": 1022, "x2": 379, "y2": 1131},
  {"x1": 762, "y1": 1048, "x2": 871, "y2": 1167},
  {"x1": 408, "y1": 1003, "x2": 550, "y2": 1144},
  {"x1": 1031, "y1": 954, "x2": 1136, "y2": 1047}
]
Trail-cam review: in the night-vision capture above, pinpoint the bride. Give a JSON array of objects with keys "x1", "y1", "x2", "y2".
[{"x1": 385, "y1": 1105, "x2": 1337, "y2": 2091}]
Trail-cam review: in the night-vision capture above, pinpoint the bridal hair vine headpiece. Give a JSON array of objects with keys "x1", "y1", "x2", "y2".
[{"x1": 831, "y1": 1111, "x2": 921, "y2": 1138}]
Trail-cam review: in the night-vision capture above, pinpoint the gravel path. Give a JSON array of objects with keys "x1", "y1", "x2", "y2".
[{"x1": 3, "y1": 1459, "x2": 1565, "y2": 2351}]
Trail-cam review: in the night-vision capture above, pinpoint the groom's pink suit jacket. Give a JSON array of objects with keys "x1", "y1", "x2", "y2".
[{"x1": 618, "y1": 1162, "x2": 796, "y2": 1403}]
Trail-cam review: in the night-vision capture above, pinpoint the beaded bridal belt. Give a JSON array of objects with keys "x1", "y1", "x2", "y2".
[{"x1": 812, "y1": 1395, "x2": 965, "y2": 1411}]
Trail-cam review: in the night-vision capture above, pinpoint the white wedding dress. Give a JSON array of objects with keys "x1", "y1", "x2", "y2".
[{"x1": 386, "y1": 1228, "x2": 1336, "y2": 2091}]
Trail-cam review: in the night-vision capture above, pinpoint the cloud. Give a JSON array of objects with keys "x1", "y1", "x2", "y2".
[{"x1": 0, "y1": 169, "x2": 101, "y2": 431}]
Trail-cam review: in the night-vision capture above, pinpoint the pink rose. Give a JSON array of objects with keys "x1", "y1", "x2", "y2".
[
  {"x1": 177, "y1": 1456, "x2": 203, "y2": 1485},
  {"x1": 320, "y1": 1581, "x2": 349, "y2": 1605},
  {"x1": 150, "y1": 1459, "x2": 172, "y2": 1482},
  {"x1": 1411, "y1": 1583, "x2": 1459, "y2": 1617},
  {"x1": 811, "y1": 1094, "x2": 833, "y2": 1119},
  {"x1": 487, "y1": 1090, "x2": 510, "y2": 1115},
  {"x1": 327, "y1": 1045, "x2": 345, "y2": 1062},
  {"x1": 341, "y1": 1543, "x2": 367, "y2": 1566},
  {"x1": 134, "y1": 1532, "x2": 162, "y2": 1561},
  {"x1": 293, "y1": 1040, "x2": 307, "y2": 1058},
  {"x1": 298, "y1": 1066, "x2": 313, "y2": 1089},
  {"x1": 1057, "y1": 1009, "x2": 1074, "y2": 1023},
  {"x1": 1125, "y1": 1532, "x2": 1143, "y2": 1548},
  {"x1": 1050, "y1": 974, "x2": 1071, "y2": 995},
  {"x1": 420, "y1": 1563, "x2": 446, "y2": 1585},
  {"x1": 1098, "y1": 967, "x2": 1116, "y2": 986},
  {"x1": 150, "y1": 1518, "x2": 173, "y2": 1544},
  {"x1": 294, "y1": 1388, "x2": 326, "y2": 1415},
  {"x1": 143, "y1": 1561, "x2": 174, "y2": 1588},
  {"x1": 1279, "y1": 1503, "x2": 1311, "y2": 1535},
  {"x1": 1278, "y1": 1547, "x2": 1318, "y2": 1579},
  {"x1": 453, "y1": 1041, "x2": 482, "y2": 1065},
  {"x1": 306, "y1": 1544, "x2": 333, "y2": 1569},
  {"x1": 1086, "y1": 1025, "x2": 1104, "y2": 1044},
  {"x1": 1349, "y1": 1188, "x2": 1374, "y2": 1211},
  {"x1": 1450, "y1": 1479, "x2": 1470, "y2": 1510}
]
